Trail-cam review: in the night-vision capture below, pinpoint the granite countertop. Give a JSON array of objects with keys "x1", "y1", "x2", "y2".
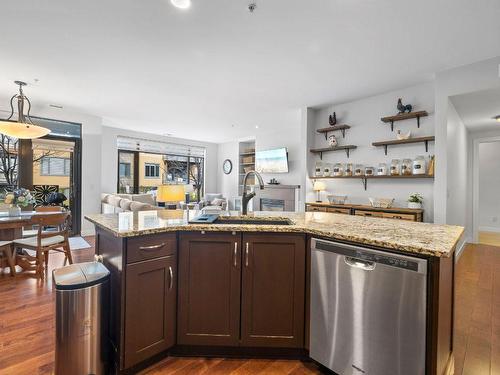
[{"x1": 85, "y1": 210, "x2": 463, "y2": 258}]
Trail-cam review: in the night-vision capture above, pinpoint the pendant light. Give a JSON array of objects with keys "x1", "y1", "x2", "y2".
[{"x1": 0, "y1": 81, "x2": 51, "y2": 139}]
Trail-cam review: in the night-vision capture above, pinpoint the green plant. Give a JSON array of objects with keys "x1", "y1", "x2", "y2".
[{"x1": 408, "y1": 193, "x2": 423, "y2": 204}]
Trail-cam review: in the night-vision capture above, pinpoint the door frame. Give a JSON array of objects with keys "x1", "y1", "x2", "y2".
[{"x1": 472, "y1": 135, "x2": 500, "y2": 243}]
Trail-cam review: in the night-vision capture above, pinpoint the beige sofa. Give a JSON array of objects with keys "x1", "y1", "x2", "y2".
[{"x1": 101, "y1": 193, "x2": 160, "y2": 213}]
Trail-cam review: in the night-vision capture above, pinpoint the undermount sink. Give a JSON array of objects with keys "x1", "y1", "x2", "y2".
[{"x1": 214, "y1": 216, "x2": 293, "y2": 226}]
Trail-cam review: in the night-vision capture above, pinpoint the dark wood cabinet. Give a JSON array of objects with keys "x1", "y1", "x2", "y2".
[
  {"x1": 177, "y1": 232, "x2": 241, "y2": 346},
  {"x1": 241, "y1": 233, "x2": 306, "y2": 348},
  {"x1": 124, "y1": 254, "x2": 177, "y2": 368}
]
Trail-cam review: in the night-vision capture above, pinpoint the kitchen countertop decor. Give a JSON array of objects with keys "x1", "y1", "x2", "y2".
[{"x1": 85, "y1": 210, "x2": 463, "y2": 258}]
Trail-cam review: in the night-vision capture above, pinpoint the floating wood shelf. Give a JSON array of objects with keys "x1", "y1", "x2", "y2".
[
  {"x1": 381, "y1": 110, "x2": 429, "y2": 131},
  {"x1": 310, "y1": 174, "x2": 434, "y2": 190},
  {"x1": 309, "y1": 145, "x2": 357, "y2": 159},
  {"x1": 372, "y1": 136, "x2": 435, "y2": 155},
  {"x1": 316, "y1": 125, "x2": 351, "y2": 140},
  {"x1": 240, "y1": 162, "x2": 255, "y2": 166},
  {"x1": 239, "y1": 151, "x2": 255, "y2": 156}
]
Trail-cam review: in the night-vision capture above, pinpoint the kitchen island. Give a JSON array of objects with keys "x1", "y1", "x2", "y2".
[{"x1": 86, "y1": 210, "x2": 463, "y2": 375}]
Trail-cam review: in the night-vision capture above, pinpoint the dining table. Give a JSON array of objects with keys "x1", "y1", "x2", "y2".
[{"x1": 0, "y1": 210, "x2": 65, "y2": 272}]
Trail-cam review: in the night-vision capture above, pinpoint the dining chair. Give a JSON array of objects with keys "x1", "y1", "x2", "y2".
[
  {"x1": 0, "y1": 241, "x2": 16, "y2": 277},
  {"x1": 14, "y1": 211, "x2": 72, "y2": 279},
  {"x1": 22, "y1": 206, "x2": 64, "y2": 238}
]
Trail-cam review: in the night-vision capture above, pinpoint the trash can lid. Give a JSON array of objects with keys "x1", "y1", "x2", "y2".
[{"x1": 53, "y1": 262, "x2": 110, "y2": 290}]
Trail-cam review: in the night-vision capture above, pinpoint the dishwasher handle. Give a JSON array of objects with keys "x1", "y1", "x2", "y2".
[{"x1": 344, "y1": 256, "x2": 376, "y2": 271}]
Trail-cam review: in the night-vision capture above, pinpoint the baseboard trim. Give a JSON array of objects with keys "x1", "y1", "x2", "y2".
[
  {"x1": 479, "y1": 226, "x2": 500, "y2": 233},
  {"x1": 455, "y1": 236, "x2": 470, "y2": 262}
]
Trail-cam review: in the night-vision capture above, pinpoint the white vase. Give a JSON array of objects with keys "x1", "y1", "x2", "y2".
[
  {"x1": 8, "y1": 204, "x2": 21, "y2": 216},
  {"x1": 408, "y1": 202, "x2": 422, "y2": 209}
]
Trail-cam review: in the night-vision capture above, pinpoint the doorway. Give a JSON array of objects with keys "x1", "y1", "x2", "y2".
[
  {"x1": 31, "y1": 137, "x2": 81, "y2": 235},
  {"x1": 473, "y1": 138, "x2": 500, "y2": 247}
]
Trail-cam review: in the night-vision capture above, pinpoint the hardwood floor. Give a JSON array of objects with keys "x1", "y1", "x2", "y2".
[
  {"x1": 479, "y1": 231, "x2": 500, "y2": 247},
  {"x1": 0, "y1": 238, "x2": 498, "y2": 374}
]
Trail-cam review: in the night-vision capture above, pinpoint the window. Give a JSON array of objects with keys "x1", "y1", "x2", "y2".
[
  {"x1": 145, "y1": 163, "x2": 160, "y2": 178},
  {"x1": 40, "y1": 157, "x2": 70, "y2": 176},
  {"x1": 119, "y1": 162, "x2": 131, "y2": 177}
]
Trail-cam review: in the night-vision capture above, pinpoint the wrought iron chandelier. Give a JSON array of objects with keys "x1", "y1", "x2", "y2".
[{"x1": 0, "y1": 81, "x2": 51, "y2": 139}]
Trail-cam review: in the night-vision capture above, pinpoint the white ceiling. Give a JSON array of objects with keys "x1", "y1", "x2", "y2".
[
  {"x1": 0, "y1": 0, "x2": 499, "y2": 143},
  {"x1": 451, "y1": 88, "x2": 500, "y2": 132}
]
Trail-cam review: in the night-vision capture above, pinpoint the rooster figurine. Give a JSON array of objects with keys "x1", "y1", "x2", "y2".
[
  {"x1": 328, "y1": 111, "x2": 337, "y2": 126},
  {"x1": 397, "y1": 98, "x2": 412, "y2": 114}
]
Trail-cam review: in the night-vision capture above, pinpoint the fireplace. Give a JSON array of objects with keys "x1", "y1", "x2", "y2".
[
  {"x1": 255, "y1": 184, "x2": 300, "y2": 212},
  {"x1": 260, "y1": 198, "x2": 285, "y2": 211}
]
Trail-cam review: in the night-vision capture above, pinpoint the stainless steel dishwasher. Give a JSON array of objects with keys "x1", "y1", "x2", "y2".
[{"x1": 310, "y1": 238, "x2": 427, "y2": 375}]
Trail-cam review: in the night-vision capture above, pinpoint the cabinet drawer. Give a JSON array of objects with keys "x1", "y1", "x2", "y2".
[
  {"x1": 381, "y1": 212, "x2": 416, "y2": 221},
  {"x1": 127, "y1": 233, "x2": 177, "y2": 264},
  {"x1": 354, "y1": 210, "x2": 383, "y2": 218},
  {"x1": 307, "y1": 205, "x2": 327, "y2": 212},
  {"x1": 327, "y1": 207, "x2": 350, "y2": 214}
]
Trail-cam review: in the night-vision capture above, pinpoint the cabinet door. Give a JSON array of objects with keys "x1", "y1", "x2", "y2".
[
  {"x1": 124, "y1": 255, "x2": 176, "y2": 369},
  {"x1": 241, "y1": 233, "x2": 306, "y2": 348},
  {"x1": 178, "y1": 232, "x2": 241, "y2": 346}
]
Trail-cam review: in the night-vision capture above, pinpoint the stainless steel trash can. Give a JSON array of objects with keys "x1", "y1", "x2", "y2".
[{"x1": 53, "y1": 261, "x2": 110, "y2": 375}]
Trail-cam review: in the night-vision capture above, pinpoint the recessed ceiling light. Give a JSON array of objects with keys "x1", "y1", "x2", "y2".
[
  {"x1": 171, "y1": 0, "x2": 191, "y2": 9},
  {"x1": 493, "y1": 115, "x2": 500, "y2": 123},
  {"x1": 255, "y1": 125, "x2": 259, "y2": 129}
]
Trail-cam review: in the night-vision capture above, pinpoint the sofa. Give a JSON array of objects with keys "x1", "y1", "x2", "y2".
[
  {"x1": 179, "y1": 193, "x2": 227, "y2": 212},
  {"x1": 101, "y1": 193, "x2": 160, "y2": 213}
]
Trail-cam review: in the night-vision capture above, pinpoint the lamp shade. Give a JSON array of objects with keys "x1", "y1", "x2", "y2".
[
  {"x1": 157, "y1": 184, "x2": 185, "y2": 202},
  {"x1": 313, "y1": 181, "x2": 326, "y2": 192},
  {"x1": 0, "y1": 120, "x2": 50, "y2": 139}
]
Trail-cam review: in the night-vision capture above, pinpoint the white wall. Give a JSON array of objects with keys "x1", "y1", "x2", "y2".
[
  {"x1": 445, "y1": 101, "x2": 470, "y2": 234},
  {"x1": 307, "y1": 83, "x2": 435, "y2": 222},
  {"x1": 478, "y1": 141, "x2": 500, "y2": 232},
  {"x1": 216, "y1": 141, "x2": 240, "y2": 209},
  {"x1": 216, "y1": 110, "x2": 303, "y2": 210},
  {"x1": 100, "y1": 124, "x2": 218, "y2": 197}
]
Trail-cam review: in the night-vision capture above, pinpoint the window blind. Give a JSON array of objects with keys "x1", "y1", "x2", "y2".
[{"x1": 117, "y1": 136, "x2": 205, "y2": 158}]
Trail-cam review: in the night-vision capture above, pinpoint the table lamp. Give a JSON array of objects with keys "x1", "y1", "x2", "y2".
[
  {"x1": 157, "y1": 184, "x2": 185, "y2": 209},
  {"x1": 313, "y1": 181, "x2": 326, "y2": 203}
]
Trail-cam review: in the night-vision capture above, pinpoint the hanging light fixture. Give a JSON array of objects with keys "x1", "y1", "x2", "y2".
[{"x1": 0, "y1": 81, "x2": 50, "y2": 139}]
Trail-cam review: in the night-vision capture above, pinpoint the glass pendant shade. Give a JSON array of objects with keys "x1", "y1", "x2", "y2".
[
  {"x1": 0, "y1": 120, "x2": 50, "y2": 139},
  {"x1": 0, "y1": 81, "x2": 51, "y2": 139}
]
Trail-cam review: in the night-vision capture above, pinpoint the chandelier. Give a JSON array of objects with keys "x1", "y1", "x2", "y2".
[{"x1": 0, "y1": 81, "x2": 51, "y2": 139}]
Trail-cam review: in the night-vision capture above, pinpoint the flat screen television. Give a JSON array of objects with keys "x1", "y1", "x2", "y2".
[{"x1": 255, "y1": 147, "x2": 289, "y2": 173}]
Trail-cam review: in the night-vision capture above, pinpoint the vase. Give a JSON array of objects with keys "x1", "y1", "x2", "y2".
[
  {"x1": 408, "y1": 202, "x2": 422, "y2": 209},
  {"x1": 8, "y1": 204, "x2": 21, "y2": 216}
]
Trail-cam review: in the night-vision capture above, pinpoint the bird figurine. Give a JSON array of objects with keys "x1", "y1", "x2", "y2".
[
  {"x1": 328, "y1": 111, "x2": 337, "y2": 126},
  {"x1": 397, "y1": 98, "x2": 412, "y2": 114}
]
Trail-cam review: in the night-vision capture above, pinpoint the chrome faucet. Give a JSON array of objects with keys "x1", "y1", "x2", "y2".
[{"x1": 241, "y1": 171, "x2": 264, "y2": 215}]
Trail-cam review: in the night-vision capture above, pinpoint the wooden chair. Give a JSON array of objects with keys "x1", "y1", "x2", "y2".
[
  {"x1": 22, "y1": 206, "x2": 64, "y2": 238},
  {"x1": 14, "y1": 212, "x2": 72, "y2": 279},
  {"x1": 0, "y1": 241, "x2": 16, "y2": 277}
]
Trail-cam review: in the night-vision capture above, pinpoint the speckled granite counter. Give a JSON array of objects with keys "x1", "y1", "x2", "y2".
[{"x1": 85, "y1": 210, "x2": 463, "y2": 258}]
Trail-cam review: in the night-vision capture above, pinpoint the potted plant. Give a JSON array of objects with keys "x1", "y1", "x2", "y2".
[
  {"x1": 3, "y1": 188, "x2": 36, "y2": 216},
  {"x1": 407, "y1": 193, "x2": 423, "y2": 209}
]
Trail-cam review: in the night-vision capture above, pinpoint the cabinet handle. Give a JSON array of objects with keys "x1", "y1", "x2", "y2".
[
  {"x1": 168, "y1": 266, "x2": 173, "y2": 291},
  {"x1": 234, "y1": 242, "x2": 238, "y2": 267},
  {"x1": 245, "y1": 242, "x2": 249, "y2": 267},
  {"x1": 139, "y1": 243, "x2": 166, "y2": 251}
]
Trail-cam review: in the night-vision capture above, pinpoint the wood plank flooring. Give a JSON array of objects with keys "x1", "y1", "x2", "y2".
[
  {"x1": 479, "y1": 231, "x2": 500, "y2": 247},
  {"x1": 0, "y1": 238, "x2": 498, "y2": 374}
]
